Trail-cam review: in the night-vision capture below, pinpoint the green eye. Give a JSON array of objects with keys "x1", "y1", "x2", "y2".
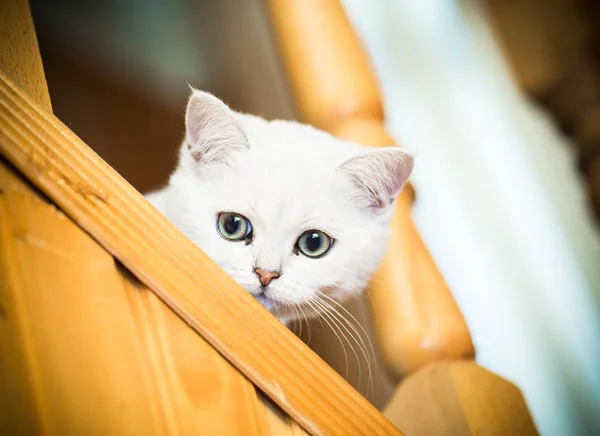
[
  {"x1": 217, "y1": 212, "x2": 252, "y2": 242},
  {"x1": 295, "y1": 230, "x2": 334, "y2": 258}
]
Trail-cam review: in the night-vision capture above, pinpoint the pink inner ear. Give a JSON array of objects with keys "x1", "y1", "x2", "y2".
[
  {"x1": 184, "y1": 91, "x2": 250, "y2": 167},
  {"x1": 339, "y1": 148, "x2": 413, "y2": 211},
  {"x1": 186, "y1": 115, "x2": 205, "y2": 162},
  {"x1": 190, "y1": 147, "x2": 204, "y2": 163},
  {"x1": 188, "y1": 122, "x2": 200, "y2": 145},
  {"x1": 369, "y1": 189, "x2": 396, "y2": 210},
  {"x1": 186, "y1": 103, "x2": 208, "y2": 147},
  {"x1": 372, "y1": 197, "x2": 386, "y2": 209},
  {"x1": 385, "y1": 170, "x2": 409, "y2": 200}
]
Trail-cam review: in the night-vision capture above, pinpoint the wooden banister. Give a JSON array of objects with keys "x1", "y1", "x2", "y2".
[
  {"x1": 0, "y1": 0, "x2": 51, "y2": 110},
  {"x1": 265, "y1": 0, "x2": 474, "y2": 378},
  {"x1": 383, "y1": 362, "x2": 538, "y2": 435},
  {"x1": 0, "y1": 161, "x2": 275, "y2": 434},
  {"x1": 265, "y1": 3, "x2": 540, "y2": 433},
  {"x1": 0, "y1": 1, "x2": 402, "y2": 434}
]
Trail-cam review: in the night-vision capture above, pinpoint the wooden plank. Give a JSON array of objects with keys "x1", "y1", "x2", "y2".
[
  {"x1": 125, "y1": 278, "x2": 268, "y2": 435},
  {"x1": 0, "y1": 69, "x2": 400, "y2": 436},
  {"x1": 0, "y1": 0, "x2": 51, "y2": 110},
  {"x1": 0, "y1": 162, "x2": 166, "y2": 435},
  {"x1": 0, "y1": 160, "x2": 279, "y2": 435},
  {"x1": 259, "y1": 396, "x2": 310, "y2": 436},
  {"x1": 265, "y1": 0, "x2": 474, "y2": 378},
  {"x1": 383, "y1": 362, "x2": 539, "y2": 435},
  {"x1": 0, "y1": 163, "x2": 45, "y2": 435}
]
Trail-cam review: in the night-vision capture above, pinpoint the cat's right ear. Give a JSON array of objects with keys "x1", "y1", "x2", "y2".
[
  {"x1": 184, "y1": 88, "x2": 249, "y2": 166},
  {"x1": 338, "y1": 147, "x2": 413, "y2": 212}
]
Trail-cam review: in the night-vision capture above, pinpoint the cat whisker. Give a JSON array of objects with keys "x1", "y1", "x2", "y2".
[
  {"x1": 305, "y1": 299, "x2": 350, "y2": 382},
  {"x1": 315, "y1": 291, "x2": 378, "y2": 398},
  {"x1": 311, "y1": 297, "x2": 362, "y2": 391},
  {"x1": 313, "y1": 296, "x2": 375, "y2": 399},
  {"x1": 299, "y1": 304, "x2": 312, "y2": 345},
  {"x1": 283, "y1": 302, "x2": 297, "y2": 335},
  {"x1": 311, "y1": 298, "x2": 362, "y2": 392},
  {"x1": 287, "y1": 302, "x2": 302, "y2": 337},
  {"x1": 294, "y1": 305, "x2": 303, "y2": 339}
]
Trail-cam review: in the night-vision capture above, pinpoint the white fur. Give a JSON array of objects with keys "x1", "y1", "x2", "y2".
[{"x1": 146, "y1": 89, "x2": 413, "y2": 323}]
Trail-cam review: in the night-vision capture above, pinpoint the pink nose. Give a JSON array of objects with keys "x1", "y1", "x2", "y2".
[{"x1": 254, "y1": 268, "x2": 280, "y2": 287}]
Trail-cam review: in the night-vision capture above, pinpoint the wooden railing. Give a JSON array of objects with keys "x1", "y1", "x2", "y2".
[
  {"x1": 266, "y1": 0, "x2": 475, "y2": 379},
  {"x1": 0, "y1": 0, "x2": 537, "y2": 434},
  {"x1": 266, "y1": 1, "x2": 538, "y2": 434}
]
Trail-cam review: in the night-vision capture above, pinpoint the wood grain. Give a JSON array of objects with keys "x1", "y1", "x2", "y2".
[
  {"x1": 125, "y1": 278, "x2": 268, "y2": 435},
  {"x1": 259, "y1": 395, "x2": 310, "y2": 436},
  {"x1": 0, "y1": 161, "x2": 279, "y2": 435},
  {"x1": 0, "y1": 162, "x2": 166, "y2": 434},
  {"x1": 0, "y1": 0, "x2": 51, "y2": 111},
  {"x1": 265, "y1": 0, "x2": 474, "y2": 378},
  {"x1": 383, "y1": 362, "x2": 539, "y2": 435},
  {"x1": 0, "y1": 69, "x2": 400, "y2": 435}
]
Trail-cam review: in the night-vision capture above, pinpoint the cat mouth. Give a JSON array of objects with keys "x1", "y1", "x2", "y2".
[{"x1": 253, "y1": 293, "x2": 281, "y2": 313}]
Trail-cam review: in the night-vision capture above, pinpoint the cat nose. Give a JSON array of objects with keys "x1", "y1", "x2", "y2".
[{"x1": 253, "y1": 267, "x2": 281, "y2": 287}]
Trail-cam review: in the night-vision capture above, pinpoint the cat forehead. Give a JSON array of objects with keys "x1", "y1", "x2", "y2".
[
  {"x1": 198, "y1": 114, "x2": 372, "y2": 227},
  {"x1": 219, "y1": 161, "x2": 350, "y2": 220},
  {"x1": 235, "y1": 114, "x2": 364, "y2": 165},
  {"x1": 213, "y1": 158, "x2": 358, "y2": 231},
  {"x1": 226, "y1": 117, "x2": 360, "y2": 202}
]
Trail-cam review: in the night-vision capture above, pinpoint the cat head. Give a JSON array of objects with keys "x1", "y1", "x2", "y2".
[{"x1": 165, "y1": 89, "x2": 413, "y2": 323}]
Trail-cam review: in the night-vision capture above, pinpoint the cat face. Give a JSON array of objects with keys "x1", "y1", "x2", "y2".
[{"x1": 159, "y1": 89, "x2": 413, "y2": 323}]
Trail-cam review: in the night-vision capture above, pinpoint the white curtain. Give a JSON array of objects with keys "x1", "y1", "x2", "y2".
[{"x1": 340, "y1": 1, "x2": 600, "y2": 434}]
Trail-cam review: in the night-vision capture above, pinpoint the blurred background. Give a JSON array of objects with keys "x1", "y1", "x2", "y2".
[{"x1": 28, "y1": 0, "x2": 600, "y2": 434}]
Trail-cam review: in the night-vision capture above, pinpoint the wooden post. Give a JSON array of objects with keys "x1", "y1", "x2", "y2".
[
  {"x1": 383, "y1": 362, "x2": 538, "y2": 435},
  {"x1": 265, "y1": 0, "x2": 474, "y2": 379},
  {"x1": 265, "y1": 1, "x2": 539, "y2": 434}
]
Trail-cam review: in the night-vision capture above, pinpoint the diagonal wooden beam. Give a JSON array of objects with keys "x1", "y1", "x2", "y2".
[{"x1": 0, "y1": 0, "x2": 51, "y2": 111}]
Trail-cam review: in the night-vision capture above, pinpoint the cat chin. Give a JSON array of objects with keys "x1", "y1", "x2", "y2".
[
  {"x1": 253, "y1": 293, "x2": 281, "y2": 313},
  {"x1": 253, "y1": 294, "x2": 315, "y2": 326}
]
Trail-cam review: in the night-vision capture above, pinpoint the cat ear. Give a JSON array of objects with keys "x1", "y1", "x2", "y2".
[
  {"x1": 185, "y1": 88, "x2": 249, "y2": 165},
  {"x1": 338, "y1": 148, "x2": 413, "y2": 210}
]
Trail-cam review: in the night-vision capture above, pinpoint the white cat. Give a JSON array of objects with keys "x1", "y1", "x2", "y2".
[{"x1": 146, "y1": 89, "x2": 413, "y2": 324}]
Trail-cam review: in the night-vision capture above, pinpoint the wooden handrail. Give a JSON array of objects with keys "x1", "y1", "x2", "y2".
[
  {"x1": 383, "y1": 362, "x2": 539, "y2": 435},
  {"x1": 265, "y1": 0, "x2": 475, "y2": 378},
  {"x1": 1, "y1": 160, "x2": 273, "y2": 434},
  {"x1": 0, "y1": 0, "x2": 51, "y2": 111},
  {"x1": 0, "y1": 45, "x2": 401, "y2": 436}
]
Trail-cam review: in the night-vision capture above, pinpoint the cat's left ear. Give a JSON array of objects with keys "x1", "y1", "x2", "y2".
[
  {"x1": 185, "y1": 88, "x2": 249, "y2": 166},
  {"x1": 338, "y1": 148, "x2": 413, "y2": 211}
]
